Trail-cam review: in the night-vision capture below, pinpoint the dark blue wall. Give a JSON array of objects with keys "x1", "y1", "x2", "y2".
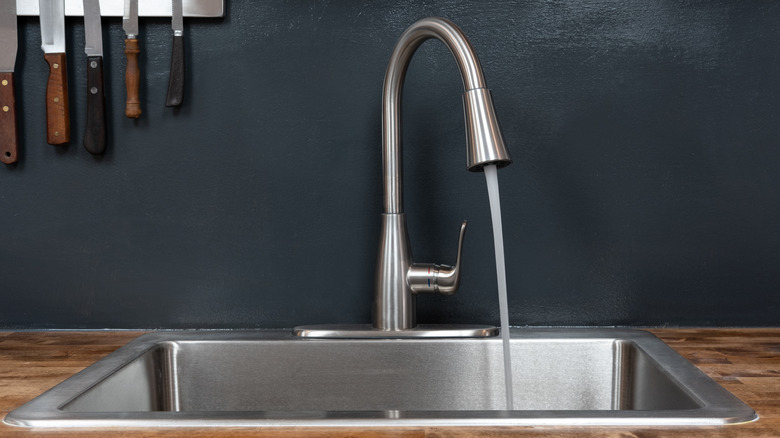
[{"x1": 1, "y1": 1, "x2": 778, "y2": 328}]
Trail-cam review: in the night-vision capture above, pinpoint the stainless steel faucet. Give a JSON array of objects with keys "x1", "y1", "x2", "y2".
[{"x1": 295, "y1": 17, "x2": 511, "y2": 338}]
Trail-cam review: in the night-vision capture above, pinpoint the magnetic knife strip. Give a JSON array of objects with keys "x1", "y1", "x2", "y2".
[{"x1": 16, "y1": 0, "x2": 224, "y2": 17}]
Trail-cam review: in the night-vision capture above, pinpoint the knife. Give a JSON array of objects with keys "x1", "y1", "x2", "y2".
[
  {"x1": 83, "y1": 0, "x2": 105, "y2": 154},
  {"x1": 165, "y1": 0, "x2": 184, "y2": 107},
  {"x1": 39, "y1": 0, "x2": 70, "y2": 145},
  {"x1": 0, "y1": 0, "x2": 19, "y2": 164},
  {"x1": 123, "y1": 0, "x2": 141, "y2": 118}
]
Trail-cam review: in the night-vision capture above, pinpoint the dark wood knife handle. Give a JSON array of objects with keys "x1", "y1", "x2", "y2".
[
  {"x1": 0, "y1": 72, "x2": 19, "y2": 164},
  {"x1": 84, "y1": 56, "x2": 106, "y2": 155},
  {"x1": 124, "y1": 38, "x2": 142, "y2": 118},
  {"x1": 165, "y1": 34, "x2": 185, "y2": 107},
  {"x1": 44, "y1": 52, "x2": 70, "y2": 145}
]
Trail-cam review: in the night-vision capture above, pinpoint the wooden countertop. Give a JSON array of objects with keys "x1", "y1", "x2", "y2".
[{"x1": 0, "y1": 328, "x2": 777, "y2": 437}]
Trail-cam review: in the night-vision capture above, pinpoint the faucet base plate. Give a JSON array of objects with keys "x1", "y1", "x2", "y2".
[{"x1": 292, "y1": 324, "x2": 498, "y2": 338}]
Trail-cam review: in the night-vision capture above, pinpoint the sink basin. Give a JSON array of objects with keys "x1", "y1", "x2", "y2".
[{"x1": 4, "y1": 329, "x2": 756, "y2": 427}]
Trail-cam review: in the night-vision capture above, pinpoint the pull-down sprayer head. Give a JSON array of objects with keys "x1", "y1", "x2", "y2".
[
  {"x1": 464, "y1": 88, "x2": 512, "y2": 171},
  {"x1": 382, "y1": 17, "x2": 511, "y2": 214}
]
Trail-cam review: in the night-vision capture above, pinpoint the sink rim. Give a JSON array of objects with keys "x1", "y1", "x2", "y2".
[{"x1": 3, "y1": 328, "x2": 758, "y2": 428}]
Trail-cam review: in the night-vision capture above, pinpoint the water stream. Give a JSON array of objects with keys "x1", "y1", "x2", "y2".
[{"x1": 484, "y1": 164, "x2": 514, "y2": 410}]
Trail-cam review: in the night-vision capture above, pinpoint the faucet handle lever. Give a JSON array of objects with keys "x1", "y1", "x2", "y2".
[
  {"x1": 438, "y1": 220, "x2": 467, "y2": 295},
  {"x1": 408, "y1": 220, "x2": 467, "y2": 296}
]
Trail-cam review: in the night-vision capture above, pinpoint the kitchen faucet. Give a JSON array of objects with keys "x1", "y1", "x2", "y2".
[{"x1": 295, "y1": 17, "x2": 511, "y2": 338}]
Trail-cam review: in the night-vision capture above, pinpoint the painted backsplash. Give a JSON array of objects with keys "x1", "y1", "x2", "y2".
[{"x1": 1, "y1": 1, "x2": 778, "y2": 328}]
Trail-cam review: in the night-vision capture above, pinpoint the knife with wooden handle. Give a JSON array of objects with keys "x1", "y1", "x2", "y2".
[
  {"x1": 83, "y1": 0, "x2": 106, "y2": 154},
  {"x1": 123, "y1": 0, "x2": 141, "y2": 118},
  {"x1": 165, "y1": 0, "x2": 184, "y2": 107},
  {"x1": 0, "y1": 0, "x2": 19, "y2": 164},
  {"x1": 39, "y1": 0, "x2": 70, "y2": 145}
]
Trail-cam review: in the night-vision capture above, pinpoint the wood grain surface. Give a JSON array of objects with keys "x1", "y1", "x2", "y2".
[
  {"x1": 0, "y1": 329, "x2": 777, "y2": 437},
  {"x1": 0, "y1": 72, "x2": 19, "y2": 164},
  {"x1": 43, "y1": 53, "x2": 70, "y2": 145},
  {"x1": 124, "y1": 38, "x2": 142, "y2": 119}
]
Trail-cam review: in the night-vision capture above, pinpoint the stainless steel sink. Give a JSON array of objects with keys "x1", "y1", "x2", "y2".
[{"x1": 4, "y1": 329, "x2": 757, "y2": 427}]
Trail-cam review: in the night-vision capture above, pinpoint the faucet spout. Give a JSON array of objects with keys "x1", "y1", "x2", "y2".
[
  {"x1": 382, "y1": 17, "x2": 512, "y2": 214},
  {"x1": 374, "y1": 17, "x2": 512, "y2": 331}
]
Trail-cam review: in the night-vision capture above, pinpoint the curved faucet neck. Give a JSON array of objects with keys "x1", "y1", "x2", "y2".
[{"x1": 381, "y1": 17, "x2": 488, "y2": 214}]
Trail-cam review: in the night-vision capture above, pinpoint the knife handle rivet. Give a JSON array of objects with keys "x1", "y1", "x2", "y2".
[
  {"x1": 90, "y1": 61, "x2": 98, "y2": 69},
  {"x1": 1, "y1": 80, "x2": 6, "y2": 86},
  {"x1": 53, "y1": 97, "x2": 60, "y2": 103},
  {"x1": 54, "y1": 131, "x2": 60, "y2": 137},
  {"x1": 53, "y1": 63, "x2": 59, "y2": 69},
  {"x1": 90, "y1": 87, "x2": 98, "y2": 95},
  {"x1": 2, "y1": 106, "x2": 8, "y2": 112}
]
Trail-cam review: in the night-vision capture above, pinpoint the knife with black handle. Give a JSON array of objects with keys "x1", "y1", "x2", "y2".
[
  {"x1": 83, "y1": 0, "x2": 106, "y2": 154},
  {"x1": 165, "y1": 0, "x2": 184, "y2": 107}
]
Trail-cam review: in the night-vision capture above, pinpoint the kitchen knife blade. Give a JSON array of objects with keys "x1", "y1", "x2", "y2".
[
  {"x1": 39, "y1": 0, "x2": 70, "y2": 145},
  {"x1": 165, "y1": 0, "x2": 184, "y2": 107},
  {"x1": 123, "y1": 0, "x2": 141, "y2": 118},
  {"x1": 0, "y1": 0, "x2": 19, "y2": 164},
  {"x1": 83, "y1": 0, "x2": 105, "y2": 154}
]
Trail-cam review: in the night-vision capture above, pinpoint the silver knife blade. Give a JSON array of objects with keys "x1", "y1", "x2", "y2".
[
  {"x1": 171, "y1": 0, "x2": 183, "y2": 35},
  {"x1": 123, "y1": 0, "x2": 138, "y2": 38},
  {"x1": 83, "y1": 0, "x2": 102, "y2": 57},
  {"x1": 39, "y1": 0, "x2": 66, "y2": 54},
  {"x1": 0, "y1": 0, "x2": 18, "y2": 72}
]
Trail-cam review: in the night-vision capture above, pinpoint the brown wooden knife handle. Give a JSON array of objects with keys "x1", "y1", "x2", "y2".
[
  {"x1": 0, "y1": 72, "x2": 19, "y2": 164},
  {"x1": 44, "y1": 52, "x2": 70, "y2": 145},
  {"x1": 124, "y1": 38, "x2": 142, "y2": 119}
]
